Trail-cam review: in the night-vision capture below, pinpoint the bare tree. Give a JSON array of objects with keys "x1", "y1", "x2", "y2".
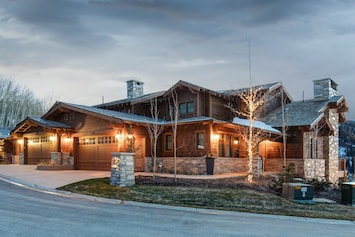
[
  {"x1": 280, "y1": 87, "x2": 288, "y2": 169},
  {"x1": 228, "y1": 86, "x2": 269, "y2": 182},
  {"x1": 169, "y1": 89, "x2": 179, "y2": 182},
  {"x1": 145, "y1": 97, "x2": 164, "y2": 181},
  {"x1": 0, "y1": 78, "x2": 51, "y2": 128}
]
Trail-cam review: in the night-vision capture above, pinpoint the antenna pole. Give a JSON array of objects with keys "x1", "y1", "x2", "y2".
[{"x1": 248, "y1": 39, "x2": 252, "y2": 87}]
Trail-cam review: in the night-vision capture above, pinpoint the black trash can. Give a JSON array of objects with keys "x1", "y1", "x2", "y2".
[
  {"x1": 341, "y1": 182, "x2": 355, "y2": 206},
  {"x1": 206, "y1": 157, "x2": 215, "y2": 175}
]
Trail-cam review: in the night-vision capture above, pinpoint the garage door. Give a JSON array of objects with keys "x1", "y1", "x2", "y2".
[
  {"x1": 27, "y1": 136, "x2": 54, "y2": 165},
  {"x1": 77, "y1": 135, "x2": 119, "y2": 170}
]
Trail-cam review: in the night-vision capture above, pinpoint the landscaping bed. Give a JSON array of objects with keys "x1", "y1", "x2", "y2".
[{"x1": 58, "y1": 175, "x2": 354, "y2": 221}]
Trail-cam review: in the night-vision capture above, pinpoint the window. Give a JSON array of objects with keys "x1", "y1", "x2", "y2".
[
  {"x1": 179, "y1": 101, "x2": 194, "y2": 114},
  {"x1": 218, "y1": 134, "x2": 225, "y2": 157},
  {"x1": 310, "y1": 138, "x2": 318, "y2": 159},
  {"x1": 98, "y1": 136, "x2": 117, "y2": 144},
  {"x1": 196, "y1": 132, "x2": 205, "y2": 150},
  {"x1": 233, "y1": 137, "x2": 240, "y2": 157},
  {"x1": 218, "y1": 133, "x2": 239, "y2": 158},
  {"x1": 165, "y1": 134, "x2": 172, "y2": 151},
  {"x1": 187, "y1": 101, "x2": 194, "y2": 113},
  {"x1": 80, "y1": 137, "x2": 96, "y2": 145},
  {"x1": 179, "y1": 103, "x2": 186, "y2": 114}
]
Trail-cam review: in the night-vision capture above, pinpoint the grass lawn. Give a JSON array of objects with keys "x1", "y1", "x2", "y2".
[{"x1": 58, "y1": 177, "x2": 355, "y2": 221}]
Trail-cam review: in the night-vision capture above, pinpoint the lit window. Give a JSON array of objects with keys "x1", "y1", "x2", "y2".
[{"x1": 196, "y1": 132, "x2": 204, "y2": 150}]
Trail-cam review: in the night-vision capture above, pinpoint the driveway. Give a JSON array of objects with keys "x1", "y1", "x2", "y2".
[{"x1": 0, "y1": 164, "x2": 110, "y2": 189}]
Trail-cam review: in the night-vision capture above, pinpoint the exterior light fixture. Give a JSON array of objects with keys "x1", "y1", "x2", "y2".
[
  {"x1": 115, "y1": 131, "x2": 123, "y2": 140},
  {"x1": 212, "y1": 134, "x2": 220, "y2": 140},
  {"x1": 50, "y1": 135, "x2": 56, "y2": 141}
]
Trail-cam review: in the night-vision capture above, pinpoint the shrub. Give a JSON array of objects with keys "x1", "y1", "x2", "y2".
[{"x1": 269, "y1": 163, "x2": 297, "y2": 193}]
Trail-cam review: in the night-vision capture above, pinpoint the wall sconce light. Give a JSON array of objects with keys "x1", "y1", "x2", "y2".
[
  {"x1": 50, "y1": 135, "x2": 56, "y2": 141},
  {"x1": 17, "y1": 140, "x2": 23, "y2": 144},
  {"x1": 212, "y1": 133, "x2": 220, "y2": 140},
  {"x1": 64, "y1": 137, "x2": 72, "y2": 143},
  {"x1": 233, "y1": 139, "x2": 239, "y2": 145},
  {"x1": 115, "y1": 130, "x2": 123, "y2": 140},
  {"x1": 127, "y1": 134, "x2": 133, "y2": 139}
]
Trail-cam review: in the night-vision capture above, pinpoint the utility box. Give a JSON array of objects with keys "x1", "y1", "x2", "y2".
[
  {"x1": 341, "y1": 182, "x2": 355, "y2": 206},
  {"x1": 282, "y1": 183, "x2": 314, "y2": 204}
]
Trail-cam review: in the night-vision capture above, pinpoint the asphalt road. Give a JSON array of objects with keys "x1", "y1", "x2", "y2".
[{"x1": 0, "y1": 180, "x2": 354, "y2": 237}]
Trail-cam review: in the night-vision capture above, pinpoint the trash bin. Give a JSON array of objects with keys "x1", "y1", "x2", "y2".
[
  {"x1": 206, "y1": 156, "x2": 215, "y2": 175},
  {"x1": 282, "y1": 183, "x2": 314, "y2": 204},
  {"x1": 341, "y1": 182, "x2": 355, "y2": 206}
]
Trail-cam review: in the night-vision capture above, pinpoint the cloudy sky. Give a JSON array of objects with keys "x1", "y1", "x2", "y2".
[{"x1": 1, "y1": 0, "x2": 355, "y2": 119}]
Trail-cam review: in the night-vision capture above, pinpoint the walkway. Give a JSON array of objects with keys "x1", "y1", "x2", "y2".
[{"x1": 0, "y1": 164, "x2": 248, "y2": 189}]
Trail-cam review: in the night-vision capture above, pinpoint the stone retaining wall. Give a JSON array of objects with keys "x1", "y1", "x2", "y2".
[{"x1": 146, "y1": 157, "x2": 250, "y2": 175}]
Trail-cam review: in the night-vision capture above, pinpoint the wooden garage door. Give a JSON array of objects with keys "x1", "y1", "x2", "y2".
[
  {"x1": 77, "y1": 135, "x2": 119, "y2": 170},
  {"x1": 27, "y1": 136, "x2": 53, "y2": 165}
]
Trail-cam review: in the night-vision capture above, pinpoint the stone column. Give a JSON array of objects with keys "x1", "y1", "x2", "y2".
[
  {"x1": 110, "y1": 152, "x2": 135, "y2": 187},
  {"x1": 327, "y1": 109, "x2": 339, "y2": 184},
  {"x1": 51, "y1": 152, "x2": 62, "y2": 165}
]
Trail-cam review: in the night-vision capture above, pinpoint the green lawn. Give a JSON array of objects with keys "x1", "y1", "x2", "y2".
[{"x1": 58, "y1": 177, "x2": 355, "y2": 221}]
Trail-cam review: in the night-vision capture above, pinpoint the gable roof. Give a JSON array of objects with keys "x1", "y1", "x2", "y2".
[
  {"x1": 11, "y1": 116, "x2": 73, "y2": 135},
  {"x1": 163, "y1": 80, "x2": 222, "y2": 97},
  {"x1": 219, "y1": 82, "x2": 293, "y2": 102},
  {"x1": 262, "y1": 96, "x2": 346, "y2": 129},
  {"x1": 95, "y1": 80, "x2": 291, "y2": 109},
  {"x1": 96, "y1": 91, "x2": 166, "y2": 108},
  {"x1": 44, "y1": 101, "x2": 164, "y2": 125}
]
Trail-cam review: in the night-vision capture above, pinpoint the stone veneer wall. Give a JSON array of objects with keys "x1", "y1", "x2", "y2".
[
  {"x1": 110, "y1": 152, "x2": 135, "y2": 187},
  {"x1": 302, "y1": 108, "x2": 340, "y2": 184},
  {"x1": 327, "y1": 108, "x2": 340, "y2": 184},
  {"x1": 304, "y1": 159, "x2": 326, "y2": 180},
  {"x1": 145, "y1": 157, "x2": 249, "y2": 175},
  {"x1": 264, "y1": 159, "x2": 304, "y2": 176}
]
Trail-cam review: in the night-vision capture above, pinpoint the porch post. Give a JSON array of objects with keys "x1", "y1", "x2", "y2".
[
  {"x1": 23, "y1": 137, "x2": 28, "y2": 164},
  {"x1": 73, "y1": 137, "x2": 79, "y2": 170}
]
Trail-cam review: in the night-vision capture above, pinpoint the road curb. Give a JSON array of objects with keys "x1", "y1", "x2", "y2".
[{"x1": 1, "y1": 173, "x2": 354, "y2": 225}]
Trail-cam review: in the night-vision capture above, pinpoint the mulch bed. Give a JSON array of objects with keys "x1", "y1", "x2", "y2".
[{"x1": 135, "y1": 174, "x2": 342, "y2": 203}]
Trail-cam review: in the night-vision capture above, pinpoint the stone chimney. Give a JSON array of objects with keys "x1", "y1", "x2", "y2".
[
  {"x1": 313, "y1": 78, "x2": 338, "y2": 100},
  {"x1": 126, "y1": 80, "x2": 144, "y2": 99}
]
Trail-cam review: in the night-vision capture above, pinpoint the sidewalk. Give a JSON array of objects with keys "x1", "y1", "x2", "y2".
[
  {"x1": 0, "y1": 164, "x2": 110, "y2": 189},
  {"x1": 0, "y1": 164, "x2": 248, "y2": 189}
]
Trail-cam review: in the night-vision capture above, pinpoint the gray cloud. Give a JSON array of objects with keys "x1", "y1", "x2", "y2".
[{"x1": 0, "y1": 0, "x2": 354, "y2": 118}]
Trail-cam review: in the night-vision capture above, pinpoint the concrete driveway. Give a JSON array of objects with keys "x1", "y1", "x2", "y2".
[{"x1": 0, "y1": 164, "x2": 110, "y2": 189}]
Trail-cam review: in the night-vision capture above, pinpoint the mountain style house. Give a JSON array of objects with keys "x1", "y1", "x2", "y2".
[{"x1": 9, "y1": 78, "x2": 348, "y2": 184}]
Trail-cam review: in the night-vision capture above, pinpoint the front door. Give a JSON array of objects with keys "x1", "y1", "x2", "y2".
[{"x1": 134, "y1": 137, "x2": 145, "y2": 172}]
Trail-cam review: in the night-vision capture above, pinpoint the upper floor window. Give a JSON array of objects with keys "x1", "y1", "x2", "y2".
[
  {"x1": 187, "y1": 101, "x2": 194, "y2": 113},
  {"x1": 179, "y1": 101, "x2": 194, "y2": 114},
  {"x1": 179, "y1": 103, "x2": 186, "y2": 114}
]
